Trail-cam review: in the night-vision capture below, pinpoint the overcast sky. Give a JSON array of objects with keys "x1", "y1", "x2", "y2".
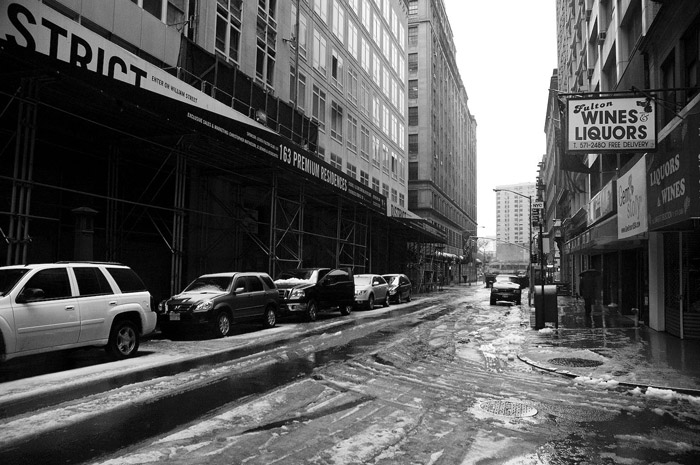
[{"x1": 442, "y1": 0, "x2": 558, "y2": 237}]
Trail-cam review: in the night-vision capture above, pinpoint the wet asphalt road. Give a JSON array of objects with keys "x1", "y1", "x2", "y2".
[{"x1": 2, "y1": 285, "x2": 700, "y2": 464}]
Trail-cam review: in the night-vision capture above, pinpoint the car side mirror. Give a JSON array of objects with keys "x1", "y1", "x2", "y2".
[
  {"x1": 17, "y1": 288, "x2": 46, "y2": 303},
  {"x1": 234, "y1": 287, "x2": 246, "y2": 294}
]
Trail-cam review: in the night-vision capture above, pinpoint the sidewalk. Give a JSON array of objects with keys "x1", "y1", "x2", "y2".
[{"x1": 519, "y1": 294, "x2": 700, "y2": 395}]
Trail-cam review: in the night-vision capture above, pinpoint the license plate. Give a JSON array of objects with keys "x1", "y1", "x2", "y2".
[{"x1": 169, "y1": 313, "x2": 180, "y2": 321}]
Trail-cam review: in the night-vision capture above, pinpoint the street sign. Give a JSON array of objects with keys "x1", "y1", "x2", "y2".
[{"x1": 532, "y1": 201, "x2": 544, "y2": 210}]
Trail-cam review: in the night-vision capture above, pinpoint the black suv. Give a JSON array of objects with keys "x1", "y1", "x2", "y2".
[
  {"x1": 274, "y1": 268, "x2": 354, "y2": 321},
  {"x1": 158, "y1": 272, "x2": 279, "y2": 338}
]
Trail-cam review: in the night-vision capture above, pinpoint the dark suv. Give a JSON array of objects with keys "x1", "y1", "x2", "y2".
[
  {"x1": 274, "y1": 268, "x2": 355, "y2": 321},
  {"x1": 157, "y1": 272, "x2": 279, "y2": 338}
]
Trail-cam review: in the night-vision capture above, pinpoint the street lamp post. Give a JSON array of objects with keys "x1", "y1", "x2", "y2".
[{"x1": 493, "y1": 188, "x2": 533, "y2": 306}]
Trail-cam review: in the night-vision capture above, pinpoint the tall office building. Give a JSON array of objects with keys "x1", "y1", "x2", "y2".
[
  {"x1": 494, "y1": 183, "x2": 536, "y2": 252},
  {"x1": 406, "y1": 0, "x2": 478, "y2": 257}
]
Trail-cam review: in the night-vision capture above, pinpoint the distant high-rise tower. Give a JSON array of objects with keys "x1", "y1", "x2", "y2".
[{"x1": 494, "y1": 183, "x2": 536, "y2": 251}]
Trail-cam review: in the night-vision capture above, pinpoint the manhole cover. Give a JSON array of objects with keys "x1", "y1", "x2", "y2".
[
  {"x1": 547, "y1": 357, "x2": 604, "y2": 368},
  {"x1": 477, "y1": 400, "x2": 537, "y2": 417}
]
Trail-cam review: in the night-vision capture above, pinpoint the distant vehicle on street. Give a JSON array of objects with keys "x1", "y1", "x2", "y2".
[
  {"x1": 489, "y1": 274, "x2": 523, "y2": 305},
  {"x1": 0, "y1": 262, "x2": 156, "y2": 362},
  {"x1": 354, "y1": 274, "x2": 390, "y2": 309},
  {"x1": 382, "y1": 273, "x2": 412, "y2": 303},
  {"x1": 275, "y1": 268, "x2": 355, "y2": 321},
  {"x1": 158, "y1": 272, "x2": 279, "y2": 338}
]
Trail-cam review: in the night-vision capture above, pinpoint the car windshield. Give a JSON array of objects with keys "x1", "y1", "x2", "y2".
[
  {"x1": 183, "y1": 276, "x2": 232, "y2": 293},
  {"x1": 0, "y1": 269, "x2": 29, "y2": 296},
  {"x1": 275, "y1": 269, "x2": 318, "y2": 284},
  {"x1": 495, "y1": 275, "x2": 518, "y2": 284},
  {"x1": 354, "y1": 276, "x2": 373, "y2": 285},
  {"x1": 383, "y1": 275, "x2": 399, "y2": 285}
]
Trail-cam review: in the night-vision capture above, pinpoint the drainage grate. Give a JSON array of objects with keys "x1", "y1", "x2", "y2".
[
  {"x1": 547, "y1": 357, "x2": 604, "y2": 368},
  {"x1": 477, "y1": 400, "x2": 537, "y2": 418}
]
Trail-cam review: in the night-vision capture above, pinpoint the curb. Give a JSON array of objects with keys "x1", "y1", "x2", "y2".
[{"x1": 517, "y1": 354, "x2": 700, "y2": 397}]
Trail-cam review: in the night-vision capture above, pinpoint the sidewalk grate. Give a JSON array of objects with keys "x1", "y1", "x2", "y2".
[
  {"x1": 477, "y1": 400, "x2": 537, "y2": 418},
  {"x1": 547, "y1": 357, "x2": 604, "y2": 368}
]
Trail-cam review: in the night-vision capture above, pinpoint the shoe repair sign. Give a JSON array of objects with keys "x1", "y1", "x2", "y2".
[{"x1": 567, "y1": 96, "x2": 656, "y2": 153}]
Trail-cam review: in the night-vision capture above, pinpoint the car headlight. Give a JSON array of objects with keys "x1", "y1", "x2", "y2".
[
  {"x1": 193, "y1": 300, "x2": 213, "y2": 312},
  {"x1": 157, "y1": 300, "x2": 167, "y2": 313},
  {"x1": 290, "y1": 288, "x2": 306, "y2": 299}
]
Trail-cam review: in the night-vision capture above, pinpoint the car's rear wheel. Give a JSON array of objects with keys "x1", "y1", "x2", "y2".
[
  {"x1": 306, "y1": 300, "x2": 319, "y2": 322},
  {"x1": 212, "y1": 311, "x2": 231, "y2": 338},
  {"x1": 366, "y1": 294, "x2": 375, "y2": 310},
  {"x1": 395, "y1": 292, "x2": 402, "y2": 304},
  {"x1": 340, "y1": 304, "x2": 353, "y2": 316},
  {"x1": 106, "y1": 319, "x2": 140, "y2": 359},
  {"x1": 262, "y1": 306, "x2": 277, "y2": 328}
]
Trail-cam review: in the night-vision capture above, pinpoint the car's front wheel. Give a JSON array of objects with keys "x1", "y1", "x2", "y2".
[
  {"x1": 106, "y1": 319, "x2": 140, "y2": 359},
  {"x1": 212, "y1": 311, "x2": 231, "y2": 338},
  {"x1": 306, "y1": 300, "x2": 319, "y2": 322},
  {"x1": 366, "y1": 294, "x2": 375, "y2": 310},
  {"x1": 340, "y1": 303, "x2": 353, "y2": 316},
  {"x1": 262, "y1": 306, "x2": 277, "y2": 328}
]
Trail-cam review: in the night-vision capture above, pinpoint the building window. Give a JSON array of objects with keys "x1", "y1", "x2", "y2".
[
  {"x1": 382, "y1": 183, "x2": 389, "y2": 199},
  {"x1": 298, "y1": 13, "x2": 308, "y2": 59},
  {"x1": 391, "y1": 151, "x2": 397, "y2": 175},
  {"x1": 346, "y1": 162, "x2": 357, "y2": 179},
  {"x1": 373, "y1": 96, "x2": 381, "y2": 126},
  {"x1": 409, "y1": 133, "x2": 419, "y2": 156},
  {"x1": 348, "y1": 68, "x2": 358, "y2": 104},
  {"x1": 331, "y1": 101, "x2": 344, "y2": 141},
  {"x1": 399, "y1": 192, "x2": 405, "y2": 207},
  {"x1": 255, "y1": 0, "x2": 277, "y2": 87},
  {"x1": 347, "y1": 113, "x2": 358, "y2": 151},
  {"x1": 360, "y1": 125, "x2": 370, "y2": 159},
  {"x1": 348, "y1": 21, "x2": 358, "y2": 59},
  {"x1": 408, "y1": 0, "x2": 417, "y2": 16},
  {"x1": 360, "y1": 170, "x2": 369, "y2": 186},
  {"x1": 361, "y1": 80, "x2": 369, "y2": 115},
  {"x1": 314, "y1": 0, "x2": 328, "y2": 23},
  {"x1": 332, "y1": 50, "x2": 344, "y2": 88},
  {"x1": 330, "y1": 152, "x2": 343, "y2": 170},
  {"x1": 361, "y1": 0, "x2": 371, "y2": 31},
  {"x1": 372, "y1": 135, "x2": 380, "y2": 167},
  {"x1": 215, "y1": 0, "x2": 242, "y2": 63},
  {"x1": 391, "y1": 188, "x2": 397, "y2": 203},
  {"x1": 372, "y1": 177, "x2": 380, "y2": 192},
  {"x1": 408, "y1": 106, "x2": 418, "y2": 126},
  {"x1": 332, "y1": 1, "x2": 345, "y2": 42},
  {"x1": 408, "y1": 26, "x2": 417, "y2": 47},
  {"x1": 361, "y1": 37, "x2": 370, "y2": 72},
  {"x1": 312, "y1": 84, "x2": 326, "y2": 130},
  {"x1": 372, "y1": 54, "x2": 381, "y2": 85},
  {"x1": 408, "y1": 53, "x2": 417, "y2": 75},
  {"x1": 313, "y1": 29, "x2": 327, "y2": 75},
  {"x1": 409, "y1": 79, "x2": 418, "y2": 99}
]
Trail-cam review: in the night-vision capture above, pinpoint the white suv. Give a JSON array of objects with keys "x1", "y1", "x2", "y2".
[{"x1": 0, "y1": 262, "x2": 157, "y2": 362}]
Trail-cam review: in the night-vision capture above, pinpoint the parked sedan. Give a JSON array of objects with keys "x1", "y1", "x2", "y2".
[
  {"x1": 158, "y1": 272, "x2": 279, "y2": 338},
  {"x1": 489, "y1": 274, "x2": 523, "y2": 305},
  {"x1": 353, "y1": 274, "x2": 390, "y2": 309},
  {"x1": 382, "y1": 273, "x2": 412, "y2": 304}
]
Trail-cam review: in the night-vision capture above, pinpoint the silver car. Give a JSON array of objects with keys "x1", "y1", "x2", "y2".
[{"x1": 353, "y1": 274, "x2": 390, "y2": 310}]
